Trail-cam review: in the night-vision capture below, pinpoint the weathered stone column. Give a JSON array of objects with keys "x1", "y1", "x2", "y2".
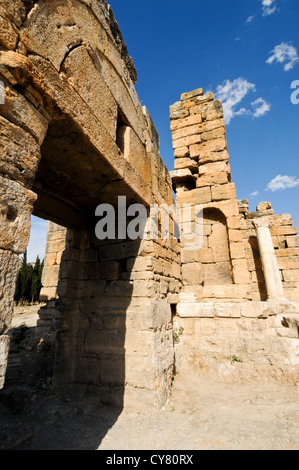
[
  {"x1": 253, "y1": 218, "x2": 285, "y2": 301},
  {"x1": 0, "y1": 176, "x2": 38, "y2": 389}
]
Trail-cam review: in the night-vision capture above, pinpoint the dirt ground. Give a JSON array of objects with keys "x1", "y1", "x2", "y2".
[{"x1": 0, "y1": 305, "x2": 298, "y2": 451}]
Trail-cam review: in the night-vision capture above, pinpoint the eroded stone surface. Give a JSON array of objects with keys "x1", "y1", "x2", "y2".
[{"x1": 0, "y1": 0, "x2": 299, "y2": 407}]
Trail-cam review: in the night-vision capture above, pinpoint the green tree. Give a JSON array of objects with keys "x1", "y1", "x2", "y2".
[
  {"x1": 14, "y1": 251, "x2": 44, "y2": 304},
  {"x1": 31, "y1": 255, "x2": 43, "y2": 302},
  {"x1": 19, "y1": 250, "x2": 28, "y2": 302}
]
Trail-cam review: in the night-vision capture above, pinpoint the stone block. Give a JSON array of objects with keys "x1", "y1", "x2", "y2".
[
  {"x1": 181, "y1": 249, "x2": 201, "y2": 264},
  {"x1": 182, "y1": 92, "x2": 214, "y2": 108},
  {"x1": 46, "y1": 239, "x2": 67, "y2": 254},
  {"x1": 211, "y1": 183, "x2": 236, "y2": 202},
  {"x1": 117, "y1": 125, "x2": 150, "y2": 184},
  {"x1": 203, "y1": 262, "x2": 233, "y2": 284},
  {"x1": 126, "y1": 256, "x2": 154, "y2": 272},
  {"x1": 203, "y1": 284, "x2": 250, "y2": 300},
  {"x1": 198, "y1": 248, "x2": 213, "y2": 263},
  {"x1": 212, "y1": 245, "x2": 231, "y2": 262},
  {"x1": 44, "y1": 252, "x2": 58, "y2": 267},
  {"x1": 171, "y1": 123, "x2": 205, "y2": 141},
  {"x1": 174, "y1": 157, "x2": 198, "y2": 171},
  {"x1": 177, "y1": 302, "x2": 215, "y2": 318},
  {"x1": 170, "y1": 168, "x2": 193, "y2": 183},
  {"x1": 277, "y1": 257, "x2": 299, "y2": 270},
  {"x1": 282, "y1": 270, "x2": 299, "y2": 282},
  {"x1": 0, "y1": 15, "x2": 18, "y2": 50},
  {"x1": 97, "y1": 240, "x2": 142, "y2": 261},
  {"x1": 256, "y1": 201, "x2": 272, "y2": 211},
  {"x1": 214, "y1": 302, "x2": 241, "y2": 318},
  {"x1": 0, "y1": 175, "x2": 37, "y2": 254},
  {"x1": 230, "y1": 242, "x2": 246, "y2": 260},
  {"x1": 42, "y1": 265, "x2": 60, "y2": 287},
  {"x1": 0, "y1": 1, "x2": 26, "y2": 28},
  {"x1": 198, "y1": 160, "x2": 229, "y2": 176},
  {"x1": 170, "y1": 107, "x2": 189, "y2": 120},
  {"x1": 181, "y1": 88, "x2": 204, "y2": 101},
  {"x1": 0, "y1": 79, "x2": 49, "y2": 144},
  {"x1": 93, "y1": 261, "x2": 122, "y2": 281},
  {"x1": 286, "y1": 236, "x2": 299, "y2": 248},
  {"x1": 176, "y1": 186, "x2": 212, "y2": 205},
  {"x1": 170, "y1": 113, "x2": 203, "y2": 131},
  {"x1": 181, "y1": 262, "x2": 203, "y2": 285},
  {"x1": 275, "y1": 248, "x2": 299, "y2": 258},
  {"x1": 62, "y1": 45, "x2": 118, "y2": 139},
  {"x1": 0, "y1": 335, "x2": 10, "y2": 389},
  {"x1": 227, "y1": 216, "x2": 242, "y2": 230},
  {"x1": 0, "y1": 115, "x2": 42, "y2": 186},
  {"x1": 0, "y1": 249, "x2": 21, "y2": 332},
  {"x1": 240, "y1": 302, "x2": 276, "y2": 318},
  {"x1": 200, "y1": 126, "x2": 226, "y2": 142},
  {"x1": 228, "y1": 229, "x2": 244, "y2": 243},
  {"x1": 197, "y1": 150, "x2": 230, "y2": 165},
  {"x1": 174, "y1": 146, "x2": 189, "y2": 158},
  {"x1": 232, "y1": 258, "x2": 250, "y2": 284},
  {"x1": 190, "y1": 138, "x2": 227, "y2": 158},
  {"x1": 172, "y1": 133, "x2": 202, "y2": 150},
  {"x1": 39, "y1": 287, "x2": 58, "y2": 302},
  {"x1": 275, "y1": 226, "x2": 298, "y2": 237},
  {"x1": 209, "y1": 222, "x2": 228, "y2": 246},
  {"x1": 189, "y1": 100, "x2": 224, "y2": 121},
  {"x1": 196, "y1": 171, "x2": 229, "y2": 187}
]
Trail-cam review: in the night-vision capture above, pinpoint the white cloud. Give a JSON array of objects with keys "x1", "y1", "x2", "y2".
[
  {"x1": 266, "y1": 175, "x2": 299, "y2": 192},
  {"x1": 214, "y1": 78, "x2": 256, "y2": 124},
  {"x1": 266, "y1": 42, "x2": 299, "y2": 71},
  {"x1": 214, "y1": 78, "x2": 270, "y2": 124},
  {"x1": 246, "y1": 15, "x2": 256, "y2": 23},
  {"x1": 251, "y1": 97, "x2": 271, "y2": 118},
  {"x1": 261, "y1": 0, "x2": 277, "y2": 16},
  {"x1": 250, "y1": 190, "x2": 258, "y2": 197}
]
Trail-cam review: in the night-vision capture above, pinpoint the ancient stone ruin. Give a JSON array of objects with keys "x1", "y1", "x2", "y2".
[{"x1": 0, "y1": 0, "x2": 299, "y2": 410}]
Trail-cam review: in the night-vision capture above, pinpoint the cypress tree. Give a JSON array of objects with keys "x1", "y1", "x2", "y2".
[
  {"x1": 19, "y1": 250, "x2": 28, "y2": 302},
  {"x1": 14, "y1": 251, "x2": 44, "y2": 304},
  {"x1": 31, "y1": 255, "x2": 42, "y2": 302}
]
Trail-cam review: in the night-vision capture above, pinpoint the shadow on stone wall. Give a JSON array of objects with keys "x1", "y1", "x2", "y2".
[
  {"x1": 0, "y1": 228, "x2": 143, "y2": 449},
  {"x1": 0, "y1": 322, "x2": 125, "y2": 450}
]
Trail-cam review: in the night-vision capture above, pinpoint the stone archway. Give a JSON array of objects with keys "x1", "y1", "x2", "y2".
[
  {"x1": 0, "y1": 0, "x2": 179, "y2": 409},
  {"x1": 201, "y1": 207, "x2": 233, "y2": 285}
]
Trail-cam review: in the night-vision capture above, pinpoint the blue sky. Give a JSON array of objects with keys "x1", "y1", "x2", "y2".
[{"x1": 27, "y1": 0, "x2": 299, "y2": 262}]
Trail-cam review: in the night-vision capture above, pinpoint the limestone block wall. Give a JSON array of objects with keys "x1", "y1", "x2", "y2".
[
  {"x1": 36, "y1": 219, "x2": 181, "y2": 408},
  {"x1": 239, "y1": 202, "x2": 299, "y2": 302},
  {"x1": 0, "y1": 0, "x2": 179, "y2": 405},
  {"x1": 169, "y1": 88, "x2": 299, "y2": 384},
  {"x1": 173, "y1": 313, "x2": 299, "y2": 384},
  {"x1": 170, "y1": 88, "x2": 251, "y2": 303}
]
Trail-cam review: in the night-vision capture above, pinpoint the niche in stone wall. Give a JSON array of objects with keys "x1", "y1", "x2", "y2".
[{"x1": 200, "y1": 208, "x2": 233, "y2": 285}]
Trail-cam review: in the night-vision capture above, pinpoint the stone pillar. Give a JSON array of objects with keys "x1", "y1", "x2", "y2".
[
  {"x1": 169, "y1": 88, "x2": 251, "y2": 300},
  {"x1": 0, "y1": 176, "x2": 38, "y2": 389},
  {"x1": 253, "y1": 218, "x2": 285, "y2": 301}
]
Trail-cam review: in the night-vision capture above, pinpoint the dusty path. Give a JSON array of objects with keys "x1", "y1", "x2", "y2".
[
  {"x1": 98, "y1": 375, "x2": 299, "y2": 450},
  {"x1": 0, "y1": 306, "x2": 298, "y2": 450}
]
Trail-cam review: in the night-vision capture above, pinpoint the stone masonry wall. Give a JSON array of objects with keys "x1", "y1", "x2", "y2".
[
  {"x1": 1, "y1": 0, "x2": 299, "y2": 404},
  {"x1": 239, "y1": 201, "x2": 299, "y2": 302},
  {"x1": 169, "y1": 88, "x2": 299, "y2": 384},
  {"x1": 38, "y1": 219, "x2": 181, "y2": 408},
  {"x1": 170, "y1": 87, "x2": 251, "y2": 305},
  {"x1": 0, "y1": 0, "x2": 179, "y2": 407}
]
